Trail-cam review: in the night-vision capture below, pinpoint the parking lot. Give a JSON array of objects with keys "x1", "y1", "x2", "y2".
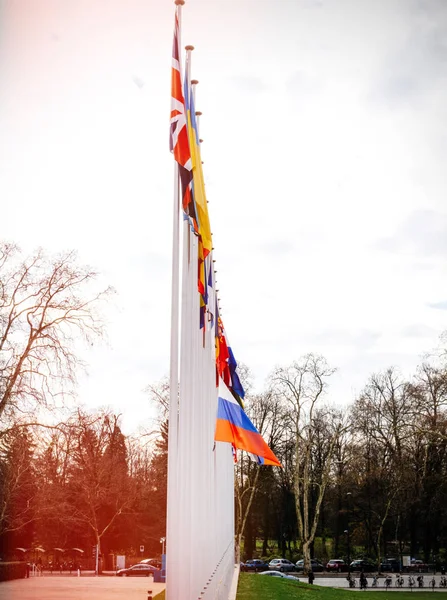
[{"x1": 0, "y1": 575, "x2": 165, "y2": 600}]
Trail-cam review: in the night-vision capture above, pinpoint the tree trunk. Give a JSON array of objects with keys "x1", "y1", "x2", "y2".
[
  {"x1": 234, "y1": 465, "x2": 260, "y2": 564},
  {"x1": 235, "y1": 532, "x2": 242, "y2": 565},
  {"x1": 302, "y1": 540, "x2": 311, "y2": 574},
  {"x1": 244, "y1": 518, "x2": 254, "y2": 559},
  {"x1": 95, "y1": 536, "x2": 101, "y2": 575},
  {"x1": 281, "y1": 533, "x2": 286, "y2": 558}
]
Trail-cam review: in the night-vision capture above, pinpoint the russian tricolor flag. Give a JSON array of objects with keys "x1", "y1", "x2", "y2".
[{"x1": 215, "y1": 379, "x2": 281, "y2": 467}]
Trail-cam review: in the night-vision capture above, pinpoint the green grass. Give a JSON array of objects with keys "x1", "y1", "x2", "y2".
[
  {"x1": 156, "y1": 574, "x2": 442, "y2": 600},
  {"x1": 236, "y1": 573, "x2": 442, "y2": 600}
]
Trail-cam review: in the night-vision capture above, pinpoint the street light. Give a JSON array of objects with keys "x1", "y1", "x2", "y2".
[
  {"x1": 346, "y1": 492, "x2": 352, "y2": 574},
  {"x1": 344, "y1": 529, "x2": 351, "y2": 575},
  {"x1": 335, "y1": 460, "x2": 344, "y2": 558},
  {"x1": 160, "y1": 537, "x2": 166, "y2": 556}
]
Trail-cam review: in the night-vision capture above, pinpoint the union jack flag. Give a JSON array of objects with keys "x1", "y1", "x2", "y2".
[
  {"x1": 170, "y1": 9, "x2": 197, "y2": 227},
  {"x1": 170, "y1": 9, "x2": 190, "y2": 170}
]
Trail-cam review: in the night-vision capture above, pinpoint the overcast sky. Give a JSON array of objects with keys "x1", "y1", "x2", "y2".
[{"x1": 1, "y1": 0, "x2": 446, "y2": 432}]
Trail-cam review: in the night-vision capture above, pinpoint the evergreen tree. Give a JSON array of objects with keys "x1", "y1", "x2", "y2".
[{"x1": 0, "y1": 428, "x2": 36, "y2": 555}]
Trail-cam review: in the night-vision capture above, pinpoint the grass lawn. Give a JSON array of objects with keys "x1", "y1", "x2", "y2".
[{"x1": 236, "y1": 573, "x2": 443, "y2": 600}]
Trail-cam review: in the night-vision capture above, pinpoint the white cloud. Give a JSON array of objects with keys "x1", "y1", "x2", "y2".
[{"x1": 428, "y1": 301, "x2": 447, "y2": 311}]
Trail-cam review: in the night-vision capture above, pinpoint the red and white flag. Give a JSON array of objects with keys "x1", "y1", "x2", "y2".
[{"x1": 169, "y1": 9, "x2": 191, "y2": 171}]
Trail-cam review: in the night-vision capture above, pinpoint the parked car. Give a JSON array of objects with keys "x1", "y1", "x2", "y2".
[
  {"x1": 241, "y1": 559, "x2": 270, "y2": 572},
  {"x1": 350, "y1": 559, "x2": 377, "y2": 571},
  {"x1": 268, "y1": 558, "x2": 296, "y2": 572},
  {"x1": 139, "y1": 558, "x2": 162, "y2": 569},
  {"x1": 296, "y1": 559, "x2": 325, "y2": 572},
  {"x1": 326, "y1": 559, "x2": 347, "y2": 572},
  {"x1": 259, "y1": 570, "x2": 298, "y2": 581},
  {"x1": 409, "y1": 559, "x2": 428, "y2": 572},
  {"x1": 380, "y1": 558, "x2": 400, "y2": 572},
  {"x1": 116, "y1": 564, "x2": 159, "y2": 577}
]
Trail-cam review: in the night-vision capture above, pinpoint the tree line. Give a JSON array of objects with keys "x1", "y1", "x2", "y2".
[
  {"x1": 2, "y1": 241, "x2": 447, "y2": 575},
  {"x1": 0, "y1": 408, "x2": 168, "y2": 563},
  {"x1": 237, "y1": 353, "x2": 447, "y2": 574},
  {"x1": 0, "y1": 243, "x2": 168, "y2": 563}
]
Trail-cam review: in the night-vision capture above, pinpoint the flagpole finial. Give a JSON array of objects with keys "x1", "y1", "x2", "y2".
[
  {"x1": 175, "y1": 0, "x2": 185, "y2": 5},
  {"x1": 185, "y1": 45, "x2": 195, "y2": 51},
  {"x1": 191, "y1": 79, "x2": 199, "y2": 85}
]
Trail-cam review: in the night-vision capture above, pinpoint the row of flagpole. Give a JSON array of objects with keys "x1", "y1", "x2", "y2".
[
  {"x1": 168, "y1": 190, "x2": 235, "y2": 599},
  {"x1": 166, "y1": 0, "x2": 281, "y2": 596},
  {"x1": 167, "y1": 3, "x2": 236, "y2": 598}
]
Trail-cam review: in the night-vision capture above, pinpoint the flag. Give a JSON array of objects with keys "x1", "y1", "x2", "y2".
[
  {"x1": 199, "y1": 252, "x2": 212, "y2": 332},
  {"x1": 170, "y1": 9, "x2": 190, "y2": 169},
  {"x1": 215, "y1": 379, "x2": 281, "y2": 467},
  {"x1": 216, "y1": 316, "x2": 231, "y2": 386},
  {"x1": 205, "y1": 255, "x2": 216, "y2": 330},
  {"x1": 215, "y1": 316, "x2": 244, "y2": 403},
  {"x1": 170, "y1": 9, "x2": 197, "y2": 228},
  {"x1": 227, "y1": 345, "x2": 245, "y2": 401},
  {"x1": 184, "y1": 54, "x2": 213, "y2": 258}
]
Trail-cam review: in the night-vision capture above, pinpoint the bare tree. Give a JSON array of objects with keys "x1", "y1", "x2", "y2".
[
  {"x1": 409, "y1": 363, "x2": 447, "y2": 430},
  {"x1": 234, "y1": 390, "x2": 286, "y2": 562},
  {"x1": 146, "y1": 378, "x2": 170, "y2": 418},
  {"x1": 270, "y1": 354, "x2": 344, "y2": 573},
  {"x1": 0, "y1": 242, "x2": 112, "y2": 424},
  {"x1": 14, "y1": 410, "x2": 162, "y2": 560},
  {"x1": 61, "y1": 410, "x2": 133, "y2": 572},
  {"x1": 351, "y1": 368, "x2": 413, "y2": 564},
  {"x1": 234, "y1": 452, "x2": 260, "y2": 563}
]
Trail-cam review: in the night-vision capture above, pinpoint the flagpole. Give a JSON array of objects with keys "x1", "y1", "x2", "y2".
[
  {"x1": 183, "y1": 43, "x2": 197, "y2": 599},
  {"x1": 166, "y1": 3, "x2": 277, "y2": 597},
  {"x1": 167, "y1": 1, "x2": 185, "y2": 597}
]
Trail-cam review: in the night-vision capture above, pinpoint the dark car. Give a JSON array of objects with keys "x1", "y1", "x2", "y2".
[
  {"x1": 326, "y1": 559, "x2": 347, "y2": 572},
  {"x1": 116, "y1": 564, "x2": 159, "y2": 577},
  {"x1": 380, "y1": 558, "x2": 400, "y2": 572},
  {"x1": 296, "y1": 559, "x2": 325, "y2": 572},
  {"x1": 350, "y1": 559, "x2": 377, "y2": 571},
  {"x1": 140, "y1": 558, "x2": 162, "y2": 570},
  {"x1": 241, "y1": 559, "x2": 270, "y2": 572},
  {"x1": 409, "y1": 559, "x2": 428, "y2": 572}
]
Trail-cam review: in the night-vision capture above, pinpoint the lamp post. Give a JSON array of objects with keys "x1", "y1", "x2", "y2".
[
  {"x1": 344, "y1": 530, "x2": 351, "y2": 574},
  {"x1": 335, "y1": 460, "x2": 344, "y2": 557},
  {"x1": 160, "y1": 537, "x2": 166, "y2": 556},
  {"x1": 346, "y1": 492, "x2": 352, "y2": 574}
]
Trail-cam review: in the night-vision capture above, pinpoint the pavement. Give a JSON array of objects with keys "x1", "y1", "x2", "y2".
[
  {"x1": 308, "y1": 574, "x2": 447, "y2": 591},
  {"x1": 0, "y1": 574, "x2": 165, "y2": 600}
]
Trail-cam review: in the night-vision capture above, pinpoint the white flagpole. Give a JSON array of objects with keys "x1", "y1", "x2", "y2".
[
  {"x1": 183, "y1": 44, "x2": 196, "y2": 599},
  {"x1": 166, "y1": 14, "x2": 237, "y2": 596},
  {"x1": 166, "y1": 1, "x2": 185, "y2": 598}
]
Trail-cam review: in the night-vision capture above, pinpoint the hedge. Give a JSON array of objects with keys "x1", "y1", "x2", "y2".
[{"x1": 0, "y1": 561, "x2": 27, "y2": 581}]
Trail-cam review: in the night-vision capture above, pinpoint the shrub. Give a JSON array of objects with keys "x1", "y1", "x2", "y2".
[{"x1": 0, "y1": 561, "x2": 27, "y2": 581}]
